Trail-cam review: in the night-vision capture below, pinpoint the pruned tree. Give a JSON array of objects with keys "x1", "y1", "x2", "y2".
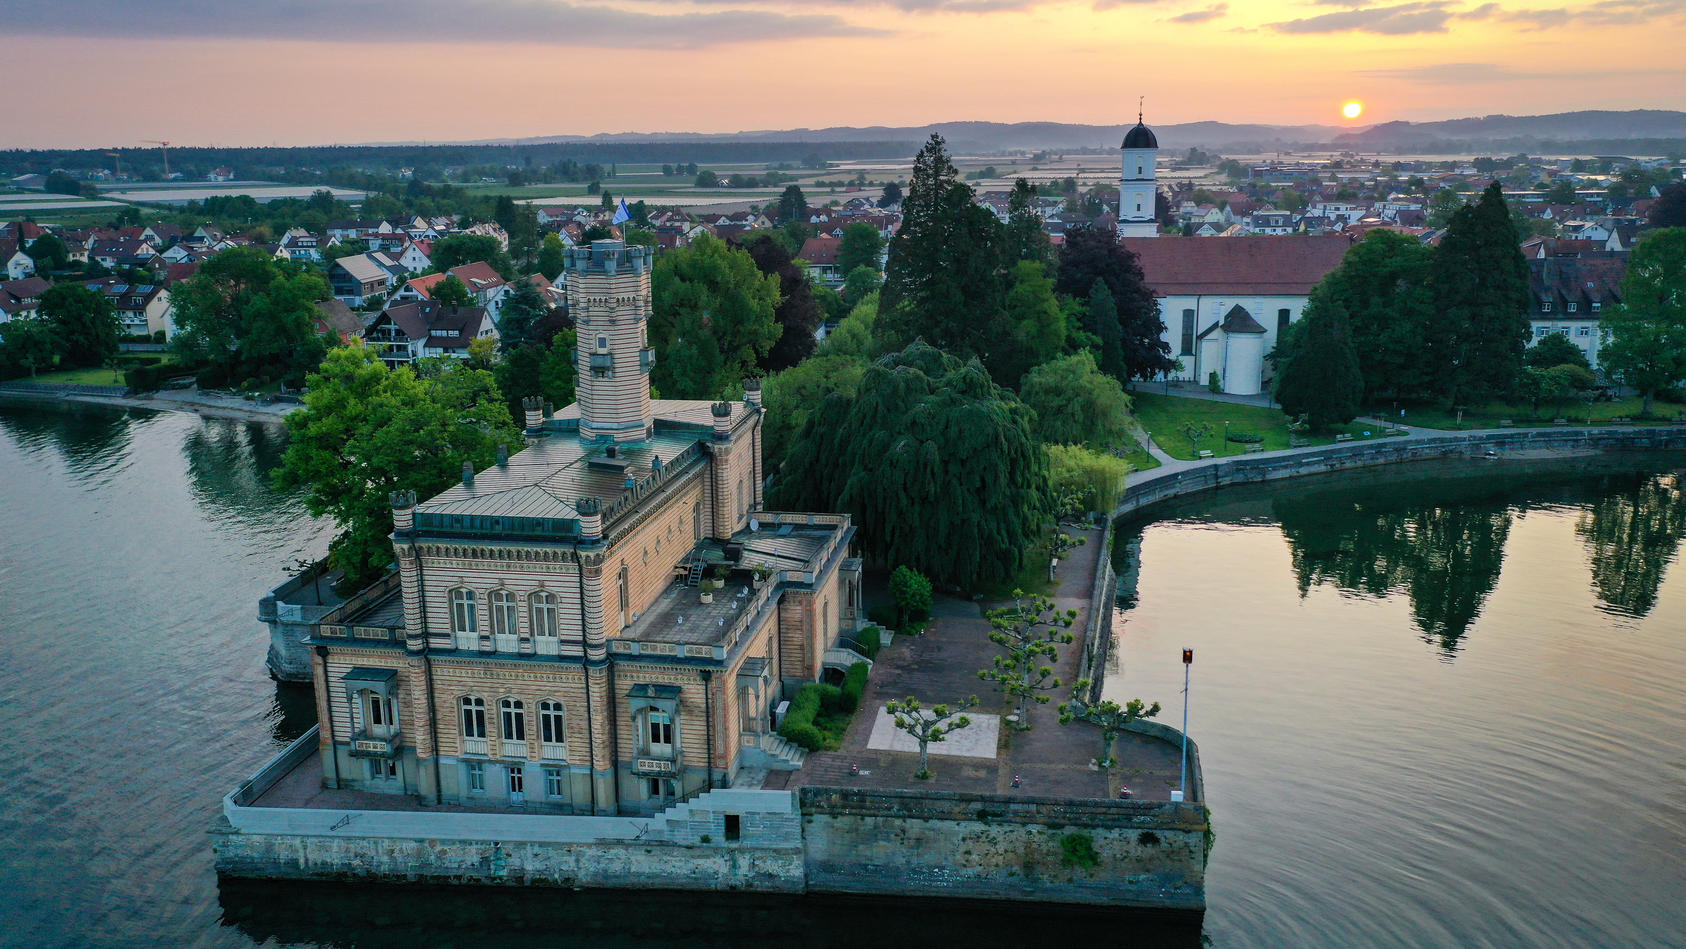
[
  {"x1": 978, "y1": 589, "x2": 1076, "y2": 729},
  {"x1": 886, "y1": 695, "x2": 979, "y2": 779},
  {"x1": 1058, "y1": 683, "x2": 1161, "y2": 769}
]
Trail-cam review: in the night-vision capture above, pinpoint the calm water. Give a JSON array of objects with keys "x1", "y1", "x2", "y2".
[
  {"x1": 1106, "y1": 459, "x2": 1686, "y2": 949},
  {"x1": 2, "y1": 402, "x2": 1682, "y2": 948}
]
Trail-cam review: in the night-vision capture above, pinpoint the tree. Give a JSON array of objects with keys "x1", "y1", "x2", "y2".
[
  {"x1": 819, "y1": 293, "x2": 879, "y2": 360},
  {"x1": 496, "y1": 278, "x2": 547, "y2": 353},
  {"x1": 650, "y1": 235, "x2": 782, "y2": 399},
  {"x1": 1426, "y1": 189, "x2": 1464, "y2": 229},
  {"x1": 24, "y1": 233, "x2": 69, "y2": 272},
  {"x1": 1019, "y1": 350, "x2": 1132, "y2": 447},
  {"x1": 1046, "y1": 443, "x2": 1129, "y2": 513},
  {"x1": 879, "y1": 181, "x2": 903, "y2": 208},
  {"x1": 1600, "y1": 228, "x2": 1686, "y2": 416},
  {"x1": 877, "y1": 134, "x2": 1007, "y2": 357},
  {"x1": 885, "y1": 695, "x2": 977, "y2": 779},
  {"x1": 840, "y1": 265, "x2": 882, "y2": 310},
  {"x1": 1086, "y1": 280, "x2": 1128, "y2": 384},
  {"x1": 888, "y1": 565, "x2": 933, "y2": 629},
  {"x1": 1004, "y1": 178, "x2": 1052, "y2": 265},
  {"x1": 275, "y1": 344, "x2": 522, "y2": 589},
  {"x1": 430, "y1": 234, "x2": 511, "y2": 277},
  {"x1": 44, "y1": 171, "x2": 81, "y2": 196},
  {"x1": 1546, "y1": 179, "x2": 1579, "y2": 205},
  {"x1": 1650, "y1": 183, "x2": 1686, "y2": 228},
  {"x1": 761, "y1": 353, "x2": 866, "y2": 474},
  {"x1": 1523, "y1": 332, "x2": 1593, "y2": 372},
  {"x1": 1431, "y1": 183, "x2": 1531, "y2": 405},
  {"x1": 775, "y1": 184, "x2": 809, "y2": 225},
  {"x1": 742, "y1": 235, "x2": 820, "y2": 372},
  {"x1": 694, "y1": 170, "x2": 720, "y2": 188},
  {"x1": 772, "y1": 342, "x2": 1049, "y2": 589},
  {"x1": 837, "y1": 222, "x2": 885, "y2": 276},
  {"x1": 39, "y1": 284, "x2": 119, "y2": 368},
  {"x1": 429, "y1": 275, "x2": 474, "y2": 308},
  {"x1": 1180, "y1": 421, "x2": 1213, "y2": 455},
  {"x1": 536, "y1": 232, "x2": 567, "y2": 282},
  {"x1": 1058, "y1": 686, "x2": 1160, "y2": 769},
  {"x1": 495, "y1": 329, "x2": 576, "y2": 422},
  {"x1": 1315, "y1": 229, "x2": 1438, "y2": 401},
  {"x1": 987, "y1": 260, "x2": 1066, "y2": 385},
  {"x1": 1274, "y1": 289, "x2": 1363, "y2": 430},
  {"x1": 978, "y1": 590, "x2": 1076, "y2": 729},
  {"x1": 1055, "y1": 227, "x2": 1173, "y2": 383},
  {"x1": 0, "y1": 317, "x2": 58, "y2": 378}
]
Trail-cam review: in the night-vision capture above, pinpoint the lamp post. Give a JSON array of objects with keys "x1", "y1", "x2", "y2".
[
  {"x1": 1175, "y1": 648, "x2": 1192, "y2": 803},
  {"x1": 1223, "y1": 420, "x2": 1230, "y2": 455}
]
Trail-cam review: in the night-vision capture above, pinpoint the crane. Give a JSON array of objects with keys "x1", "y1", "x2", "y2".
[
  {"x1": 143, "y1": 140, "x2": 171, "y2": 179},
  {"x1": 106, "y1": 151, "x2": 122, "y2": 179}
]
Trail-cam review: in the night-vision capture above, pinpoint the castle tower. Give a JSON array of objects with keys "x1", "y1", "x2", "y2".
[
  {"x1": 1118, "y1": 107, "x2": 1159, "y2": 238},
  {"x1": 566, "y1": 240, "x2": 655, "y2": 444}
]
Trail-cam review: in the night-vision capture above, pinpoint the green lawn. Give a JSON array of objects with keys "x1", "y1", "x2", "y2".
[
  {"x1": 1120, "y1": 441, "x2": 1161, "y2": 473},
  {"x1": 29, "y1": 365, "x2": 128, "y2": 386},
  {"x1": 1396, "y1": 396, "x2": 1686, "y2": 430},
  {"x1": 1132, "y1": 392, "x2": 1400, "y2": 461}
]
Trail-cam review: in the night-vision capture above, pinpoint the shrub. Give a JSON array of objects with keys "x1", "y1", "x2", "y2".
[
  {"x1": 858, "y1": 625, "x2": 882, "y2": 659},
  {"x1": 1060, "y1": 832, "x2": 1100, "y2": 870},
  {"x1": 1046, "y1": 443, "x2": 1128, "y2": 513},
  {"x1": 867, "y1": 603, "x2": 898, "y2": 628},
  {"x1": 841, "y1": 662, "x2": 869, "y2": 712},
  {"x1": 889, "y1": 566, "x2": 932, "y2": 625},
  {"x1": 125, "y1": 363, "x2": 183, "y2": 393},
  {"x1": 1225, "y1": 431, "x2": 1263, "y2": 444},
  {"x1": 778, "y1": 683, "x2": 843, "y2": 750},
  {"x1": 1207, "y1": 371, "x2": 1221, "y2": 394}
]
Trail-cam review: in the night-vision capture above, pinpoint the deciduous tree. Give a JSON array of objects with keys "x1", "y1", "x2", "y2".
[
  {"x1": 38, "y1": 284, "x2": 119, "y2": 368},
  {"x1": 1058, "y1": 686, "x2": 1160, "y2": 769},
  {"x1": 837, "y1": 221, "x2": 885, "y2": 276},
  {"x1": 885, "y1": 695, "x2": 977, "y2": 779},
  {"x1": 979, "y1": 590, "x2": 1076, "y2": 729},
  {"x1": 743, "y1": 235, "x2": 820, "y2": 372},
  {"x1": 1274, "y1": 289, "x2": 1363, "y2": 430},
  {"x1": 650, "y1": 235, "x2": 782, "y2": 399},
  {"x1": 1019, "y1": 350, "x2": 1132, "y2": 447},
  {"x1": 1055, "y1": 227, "x2": 1172, "y2": 383},
  {"x1": 1600, "y1": 228, "x2": 1686, "y2": 415}
]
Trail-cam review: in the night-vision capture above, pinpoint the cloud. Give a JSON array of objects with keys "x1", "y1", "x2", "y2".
[
  {"x1": 1360, "y1": 60, "x2": 1686, "y2": 82},
  {"x1": 1273, "y1": 0, "x2": 1686, "y2": 34},
  {"x1": 1487, "y1": 0, "x2": 1686, "y2": 29},
  {"x1": 3, "y1": 0, "x2": 885, "y2": 48},
  {"x1": 1269, "y1": 1, "x2": 1461, "y2": 33},
  {"x1": 1167, "y1": 3, "x2": 1228, "y2": 21},
  {"x1": 1091, "y1": 0, "x2": 1166, "y2": 9}
]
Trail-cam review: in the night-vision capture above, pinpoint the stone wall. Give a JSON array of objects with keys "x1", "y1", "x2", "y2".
[
  {"x1": 798, "y1": 787, "x2": 1207, "y2": 909},
  {"x1": 1116, "y1": 426, "x2": 1686, "y2": 520}
]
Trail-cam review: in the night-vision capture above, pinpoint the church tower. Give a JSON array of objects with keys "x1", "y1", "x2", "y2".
[
  {"x1": 566, "y1": 240, "x2": 656, "y2": 444},
  {"x1": 1118, "y1": 107, "x2": 1159, "y2": 238}
]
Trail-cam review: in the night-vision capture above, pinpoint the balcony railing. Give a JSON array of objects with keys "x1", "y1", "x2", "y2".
[
  {"x1": 462, "y1": 737, "x2": 489, "y2": 756},
  {"x1": 540, "y1": 742, "x2": 568, "y2": 761},
  {"x1": 501, "y1": 739, "x2": 528, "y2": 759},
  {"x1": 349, "y1": 730, "x2": 399, "y2": 758},
  {"x1": 633, "y1": 752, "x2": 681, "y2": 776}
]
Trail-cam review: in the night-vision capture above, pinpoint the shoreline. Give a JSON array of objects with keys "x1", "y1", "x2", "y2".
[{"x1": 0, "y1": 387, "x2": 297, "y2": 425}]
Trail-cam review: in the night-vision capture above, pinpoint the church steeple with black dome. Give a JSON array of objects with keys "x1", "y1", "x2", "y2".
[{"x1": 1118, "y1": 102, "x2": 1159, "y2": 238}]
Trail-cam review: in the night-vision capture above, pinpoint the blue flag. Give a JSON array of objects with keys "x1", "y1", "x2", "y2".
[{"x1": 612, "y1": 198, "x2": 632, "y2": 225}]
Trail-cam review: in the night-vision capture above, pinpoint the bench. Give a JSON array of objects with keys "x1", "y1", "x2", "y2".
[
  {"x1": 1611, "y1": 417, "x2": 1632, "y2": 424},
  {"x1": 1197, "y1": 449, "x2": 1214, "y2": 459},
  {"x1": 1289, "y1": 436, "x2": 1309, "y2": 448},
  {"x1": 1553, "y1": 419, "x2": 1569, "y2": 426},
  {"x1": 1243, "y1": 443, "x2": 1264, "y2": 453},
  {"x1": 1498, "y1": 419, "x2": 1514, "y2": 427},
  {"x1": 1334, "y1": 434, "x2": 1353, "y2": 442}
]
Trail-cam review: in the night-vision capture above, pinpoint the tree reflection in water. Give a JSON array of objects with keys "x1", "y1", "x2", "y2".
[{"x1": 1575, "y1": 473, "x2": 1686, "y2": 618}]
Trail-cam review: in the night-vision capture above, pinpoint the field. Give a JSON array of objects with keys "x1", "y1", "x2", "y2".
[{"x1": 1131, "y1": 391, "x2": 1399, "y2": 460}]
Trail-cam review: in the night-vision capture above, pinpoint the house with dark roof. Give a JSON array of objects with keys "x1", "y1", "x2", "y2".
[
  {"x1": 0, "y1": 276, "x2": 50, "y2": 335},
  {"x1": 1528, "y1": 255, "x2": 1626, "y2": 372},
  {"x1": 796, "y1": 236, "x2": 843, "y2": 286},
  {"x1": 1124, "y1": 233, "x2": 1352, "y2": 395},
  {"x1": 363, "y1": 300, "x2": 496, "y2": 366},
  {"x1": 329, "y1": 252, "x2": 406, "y2": 306},
  {"x1": 88, "y1": 278, "x2": 174, "y2": 338}
]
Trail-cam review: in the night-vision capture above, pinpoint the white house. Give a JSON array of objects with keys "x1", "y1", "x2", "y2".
[
  {"x1": 1527, "y1": 254, "x2": 1626, "y2": 372},
  {"x1": 1124, "y1": 234, "x2": 1352, "y2": 396}
]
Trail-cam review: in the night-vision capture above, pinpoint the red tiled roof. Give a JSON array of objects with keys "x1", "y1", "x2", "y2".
[
  {"x1": 1121, "y1": 234, "x2": 1351, "y2": 296},
  {"x1": 449, "y1": 261, "x2": 505, "y2": 291},
  {"x1": 797, "y1": 236, "x2": 841, "y2": 266}
]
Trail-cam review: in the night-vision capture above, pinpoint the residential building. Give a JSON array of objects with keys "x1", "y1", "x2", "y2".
[
  {"x1": 329, "y1": 252, "x2": 405, "y2": 306},
  {"x1": 363, "y1": 300, "x2": 496, "y2": 365},
  {"x1": 1527, "y1": 255, "x2": 1626, "y2": 371},
  {"x1": 90, "y1": 278, "x2": 173, "y2": 338},
  {"x1": 796, "y1": 236, "x2": 843, "y2": 286}
]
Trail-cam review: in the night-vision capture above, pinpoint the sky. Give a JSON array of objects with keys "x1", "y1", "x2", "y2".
[{"x1": 1, "y1": 0, "x2": 1683, "y2": 148}]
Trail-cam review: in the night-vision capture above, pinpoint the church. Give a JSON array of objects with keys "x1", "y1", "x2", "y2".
[
  {"x1": 303, "y1": 240, "x2": 860, "y2": 815},
  {"x1": 1114, "y1": 115, "x2": 1353, "y2": 396}
]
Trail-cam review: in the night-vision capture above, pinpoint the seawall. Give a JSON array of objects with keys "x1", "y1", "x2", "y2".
[
  {"x1": 1116, "y1": 425, "x2": 1686, "y2": 519},
  {"x1": 214, "y1": 728, "x2": 1208, "y2": 910}
]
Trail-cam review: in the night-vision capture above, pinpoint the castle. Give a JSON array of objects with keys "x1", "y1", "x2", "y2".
[{"x1": 304, "y1": 240, "x2": 859, "y2": 815}]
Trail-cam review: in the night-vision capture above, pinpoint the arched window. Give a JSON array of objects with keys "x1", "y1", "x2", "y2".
[
  {"x1": 529, "y1": 592, "x2": 559, "y2": 638},
  {"x1": 500, "y1": 698, "x2": 526, "y2": 741},
  {"x1": 539, "y1": 700, "x2": 565, "y2": 745},
  {"x1": 450, "y1": 588, "x2": 477, "y2": 635},
  {"x1": 490, "y1": 589, "x2": 518, "y2": 637},
  {"x1": 460, "y1": 696, "x2": 486, "y2": 739}
]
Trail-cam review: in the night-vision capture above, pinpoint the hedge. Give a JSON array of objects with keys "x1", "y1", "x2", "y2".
[
  {"x1": 778, "y1": 683, "x2": 844, "y2": 751},
  {"x1": 867, "y1": 603, "x2": 898, "y2": 629},
  {"x1": 126, "y1": 363, "x2": 184, "y2": 393},
  {"x1": 841, "y1": 662, "x2": 868, "y2": 713},
  {"x1": 857, "y1": 625, "x2": 882, "y2": 659}
]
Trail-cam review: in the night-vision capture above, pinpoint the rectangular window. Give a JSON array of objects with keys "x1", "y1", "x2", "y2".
[
  {"x1": 544, "y1": 766, "x2": 566, "y2": 798},
  {"x1": 1577, "y1": 327, "x2": 1592, "y2": 337},
  {"x1": 508, "y1": 765, "x2": 525, "y2": 795},
  {"x1": 648, "y1": 710, "x2": 674, "y2": 753},
  {"x1": 1536, "y1": 327, "x2": 1549, "y2": 338},
  {"x1": 1541, "y1": 302, "x2": 1552, "y2": 313},
  {"x1": 461, "y1": 697, "x2": 487, "y2": 739},
  {"x1": 490, "y1": 591, "x2": 518, "y2": 638},
  {"x1": 724, "y1": 814, "x2": 741, "y2": 842},
  {"x1": 1277, "y1": 308, "x2": 1290, "y2": 336},
  {"x1": 451, "y1": 589, "x2": 477, "y2": 635},
  {"x1": 501, "y1": 700, "x2": 527, "y2": 741},
  {"x1": 530, "y1": 593, "x2": 559, "y2": 638},
  {"x1": 1180, "y1": 309, "x2": 1195, "y2": 356},
  {"x1": 1567, "y1": 302, "x2": 1578, "y2": 313},
  {"x1": 648, "y1": 777, "x2": 664, "y2": 799},
  {"x1": 467, "y1": 761, "x2": 486, "y2": 792}
]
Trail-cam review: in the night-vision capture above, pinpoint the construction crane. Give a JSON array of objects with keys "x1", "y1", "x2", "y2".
[
  {"x1": 106, "y1": 151, "x2": 122, "y2": 179},
  {"x1": 143, "y1": 140, "x2": 171, "y2": 178}
]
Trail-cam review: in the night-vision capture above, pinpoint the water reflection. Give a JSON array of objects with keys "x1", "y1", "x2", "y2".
[
  {"x1": 184, "y1": 418, "x2": 303, "y2": 528},
  {"x1": 1274, "y1": 494, "x2": 1512, "y2": 656},
  {"x1": 1575, "y1": 472, "x2": 1686, "y2": 617},
  {"x1": 216, "y1": 878, "x2": 1203, "y2": 949},
  {"x1": 270, "y1": 682, "x2": 318, "y2": 744},
  {"x1": 0, "y1": 400, "x2": 137, "y2": 481}
]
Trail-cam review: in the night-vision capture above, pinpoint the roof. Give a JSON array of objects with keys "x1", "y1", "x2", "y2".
[
  {"x1": 1221, "y1": 304, "x2": 1267, "y2": 334},
  {"x1": 797, "y1": 236, "x2": 841, "y2": 266},
  {"x1": 1122, "y1": 122, "x2": 1158, "y2": 150},
  {"x1": 315, "y1": 299, "x2": 366, "y2": 338},
  {"x1": 376, "y1": 300, "x2": 486, "y2": 343},
  {"x1": 405, "y1": 273, "x2": 447, "y2": 298},
  {"x1": 1123, "y1": 234, "x2": 1351, "y2": 297},
  {"x1": 334, "y1": 253, "x2": 394, "y2": 284},
  {"x1": 450, "y1": 261, "x2": 506, "y2": 291},
  {"x1": 1529, "y1": 256, "x2": 1626, "y2": 309}
]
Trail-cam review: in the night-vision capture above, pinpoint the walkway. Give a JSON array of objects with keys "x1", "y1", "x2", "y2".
[{"x1": 769, "y1": 526, "x2": 1184, "y2": 801}]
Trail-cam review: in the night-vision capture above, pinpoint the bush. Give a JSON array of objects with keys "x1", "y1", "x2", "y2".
[
  {"x1": 867, "y1": 603, "x2": 898, "y2": 628},
  {"x1": 889, "y1": 566, "x2": 933, "y2": 625},
  {"x1": 841, "y1": 662, "x2": 869, "y2": 712},
  {"x1": 858, "y1": 625, "x2": 882, "y2": 659},
  {"x1": 778, "y1": 683, "x2": 844, "y2": 751},
  {"x1": 1225, "y1": 431, "x2": 1263, "y2": 444},
  {"x1": 1046, "y1": 443, "x2": 1129, "y2": 513},
  {"x1": 126, "y1": 363, "x2": 184, "y2": 393}
]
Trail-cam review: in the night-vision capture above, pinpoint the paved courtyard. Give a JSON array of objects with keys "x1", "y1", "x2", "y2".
[{"x1": 768, "y1": 527, "x2": 1186, "y2": 801}]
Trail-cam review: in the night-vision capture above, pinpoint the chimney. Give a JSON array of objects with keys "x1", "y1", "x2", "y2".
[
  {"x1": 711, "y1": 400, "x2": 732, "y2": 440},
  {"x1": 389, "y1": 490, "x2": 417, "y2": 533},
  {"x1": 744, "y1": 376, "x2": 762, "y2": 409},
  {"x1": 522, "y1": 395, "x2": 543, "y2": 433},
  {"x1": 461, "y1": 460, "x2": 475, "y2": 487}
]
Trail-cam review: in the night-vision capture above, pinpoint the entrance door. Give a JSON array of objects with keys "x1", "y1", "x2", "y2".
[{"x1": 508, "y1": 764, "x2": 526, "y2": 804}]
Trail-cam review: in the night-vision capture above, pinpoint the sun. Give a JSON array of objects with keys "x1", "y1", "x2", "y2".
[{"x1": 1342, "y1": 101, "x2": 1364, "y2": 120}]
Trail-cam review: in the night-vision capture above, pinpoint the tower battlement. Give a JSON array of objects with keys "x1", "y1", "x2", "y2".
[{"x1": 569, "y1": 240, "x2": 656, "y2": 444}]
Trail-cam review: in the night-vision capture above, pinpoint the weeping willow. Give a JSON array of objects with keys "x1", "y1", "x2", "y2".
[{"x1": 772, "y1": 341, "x2": 1049, "y2": 589}]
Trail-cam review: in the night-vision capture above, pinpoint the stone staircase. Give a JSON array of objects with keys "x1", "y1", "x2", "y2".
[{"x1": 757, "y1": 733, "x2": 808, "y2": 769}]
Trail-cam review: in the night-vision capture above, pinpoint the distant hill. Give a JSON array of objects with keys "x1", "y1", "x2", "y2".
[{"x1": 461, "y1": 110, "x2": 1686, "y2": 155}]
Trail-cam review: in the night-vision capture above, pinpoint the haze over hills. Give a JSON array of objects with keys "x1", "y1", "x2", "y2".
[{"x1": 452, "y1": 110, "x2": 1686, "y2": 154}]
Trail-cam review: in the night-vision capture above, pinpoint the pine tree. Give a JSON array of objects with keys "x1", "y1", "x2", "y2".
[
  {"x1": 1274, "y1": 290, "x2": 1363, "y2": 430},
  {"x1": 1054, "y1": 226, "x2": 1171, "y2": 382},
  {"x1": 1431, "y1": 182, "x2": 1531, "y2": 405},
  {"x1": 1005, "y1": 178, "x2": 1052, "y2": 265},
  {"x1": 1087, "y1": 280, "x2": 1127, "y2": 383},
  {"x1": 496, "y1": 278, "x2": 547, "y2": 354}
]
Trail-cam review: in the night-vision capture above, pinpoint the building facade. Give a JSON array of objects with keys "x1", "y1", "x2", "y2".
[
  {"x1": 305, "y1": 240, "x2": 860, "y2": 816},
  {"x1": 1117, "y1": 115, "x2": 1159, "y2": 239}
]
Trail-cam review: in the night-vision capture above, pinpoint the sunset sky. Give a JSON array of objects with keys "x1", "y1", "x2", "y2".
[{"x1": 2, "y1": 0, "x2": 1683, "y2": 148}]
